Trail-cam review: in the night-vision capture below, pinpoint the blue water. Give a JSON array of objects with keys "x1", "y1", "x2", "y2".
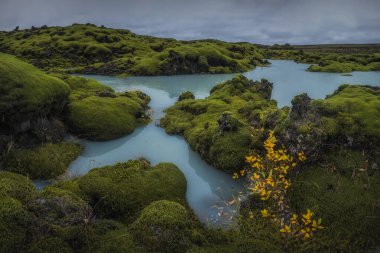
[{"x1": 42, "y1": 60, "x2": 380, "y2": 225}]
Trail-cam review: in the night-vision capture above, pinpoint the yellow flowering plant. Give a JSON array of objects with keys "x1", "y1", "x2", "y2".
[{"x1": 235, "y1": 131, "x2": 323, "y2": 239}]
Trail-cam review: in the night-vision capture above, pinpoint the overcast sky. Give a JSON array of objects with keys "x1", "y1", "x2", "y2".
[{"x1": 0, "y1": 0, "x2": 379, "y2": 45}]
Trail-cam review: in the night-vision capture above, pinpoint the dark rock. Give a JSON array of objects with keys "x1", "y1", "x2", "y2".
[
  {"x1": 290, "y1": 93, "x2": 311, "y2": 119},
  {"x1": 253, "y1": 79, "x2": 273, "y2": 100},
  {"x1": 218, "y1": 112, "x2": 239, "y2": 133},
  {"x1": 97, "y1": 90, "x2": 116, "y2": 98}
]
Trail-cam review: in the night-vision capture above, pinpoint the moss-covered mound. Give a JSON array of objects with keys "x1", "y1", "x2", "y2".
[
  {"x1": 64, "y1": 76, "x2": 150, "y2": 140},
  {"x1": 0, "y1": 173, "x2": 35, "y2": 252},
  {"x1": 264, "y1": 49, "x2": 380, "y2": 73},
  {"x1": 277, "y1": 85, "x2": 380, "y2": 163},
  {"x1": 0, "y1": 24, "x2": 267, "y2": 75},
  {"x1": 130, "y1": 200, "x2": 192, "y2": 253},
  {"x1": 0, "y1": 171, "x2": 37, "y2": 204},
  {"x1": 0, "y1": 52, "x2": 70, "y2": 131},
  {"x1": 161, "y1": 75, "x2": 285, "y2": 173},
  {"x1": 178, "y1": 91, "x2": 195, "y2": 101},
  {"x1": 77, "y1": 159, "x2": 187, "y2": 221},
  {"x1": 3, "y1": 142, "x2": 83, "y2": 179},
  {"x1": 92, "y1": 228, "x2": 142, "y2": 253},
  {"x1": 289, "y1": 149, "x2": 380, "y2": 252},
  {"x1": 0, "y1": 197, "x2": 30, "y2": 253}
]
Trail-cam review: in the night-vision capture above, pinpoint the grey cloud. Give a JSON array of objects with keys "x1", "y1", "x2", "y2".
[{"x1": 0, "y1": 0, "x2": 379, "y2": 44}]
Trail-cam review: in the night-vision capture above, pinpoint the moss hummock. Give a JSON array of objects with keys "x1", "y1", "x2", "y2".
[
  {"x1": 3, "y1": 142, "x2": 83, "y2": 180},
  {"x1": 0, "y1": 171, "x2": 37, "y2": 204},
  {"x1": 130, "y1": 200, "x2": 192, "y2": 253},
  {"x1": 0, "y1": 52, "x2": 70, "y2": 129},
  {"x1": 77, "y1": 159, "x2": 187, "y2": 222},
  {"x1": 161, "y1": 75, "x2": 284, "y2": 173},
  {"x1": 64, "y1": 76, "x2": 151, "y2": 140},
  {"x1": 0, "y1": 24, "x2": 266, "y2": 76},
  {"x1": 288, "y1": 149, "x2": 380, "y2": 252}
]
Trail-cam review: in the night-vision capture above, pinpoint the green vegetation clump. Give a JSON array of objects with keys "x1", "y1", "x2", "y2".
[
  {"x1": 130, "y1": 200, "x2": 192, "y2": 253},
  {"x1": 178, "y1": 91, "x2": 195, "y2": 101},
  {"x1": 77, "y1": 159, "x2": 187, "y2": 222},
  {"x1": 0, "y1": 197, "x2": 30, "y2": 253},
  {"x1": 0, "y1": 171, "x2": 37, "y2": 204},
  {"x1": 0, "y1": 24, "x2": 267, "y2": 75},
  {"x1": 0, "y1": 52, "x2": 70, "y2": 129},
  {"x1": 64, "y1": 76, "x2": 151, "y2": 140},
  {"x1": 3, "y1": 142, "x2": 83, "y2": 179},
  {"x1": 161, "y1": 75, "x2": 285, "y2": 173},
  {"x1": 289, "y1": 149, "x2": 380, "y2": 252},
  {"x1": 264, "y1": 48, "x2": 380, "y2": 73},
  {"x1": 276, "y1": 85, "x2": 380, "y2": 163},
  {"x1": 92, "y1": 228, "x2": 141, "y2": 253}
]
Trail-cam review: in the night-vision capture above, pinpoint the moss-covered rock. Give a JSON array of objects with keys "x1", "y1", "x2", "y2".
[
  {"x1": 0, "y1": 171, "x2": 37, "y2": 204},
  {"x1": 0, "y1": 52, "x2": 70, "y2": 132},
  {"x1": 93, "y1": 228, "x2": 142, "y2": 253},
  {"x1": 27, "y1": 237, "x2": 74, "y2": 253},
  {"x1": 28, "y1": 186, "x2": 91, "y2": 251},
  {"x1": 0, "y1": 197, "x2": 30, "y2": 253},
  {"x1": 178, "y1": 91, "x2": 195, "y2": 101},
  {"x1": 65, "y1": 76, "x2": 151, "y2": 140},
  {"x1": 77, "y1": 159, "x2": 187, "y2": 222},
  {"x1": 277, "y1": 85, "x2": 380, "y2": 164},
  {"x1": 3, "y1": 142, "x2": 83, "y2": 179},
  {"x1": 289, "y1": 149, "x2": 380, "y2": 252},
  {"x1": 0, "y1": 24, "x2": 266, "y2": 76},
  {"x1": 130, "y1": 200, "x2": 192, "y2": 253},
  {"x1": 161, "y1": 75, "x2": 283, "y2": 173}
]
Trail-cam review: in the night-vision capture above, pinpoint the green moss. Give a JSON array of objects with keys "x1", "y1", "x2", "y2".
[
  {"x1": 130, "y1": 200, "x2": 192, "y2": 253},
  {"x1": 161, "y1": 75, "x2": 282, "y2": 173},
  {"x1": 77, "y1": 159, "x2": 187, "y2": 222},
  {"x1": 289, "y1": 150, "x2": 380, "y2": 252},
  {"x1": 65, "y1": 77, "x2": 150, "y2": 140},
  {"x1": 27, "y1": 237, "x2": 74, "y2": 253},
  {"x1": 315, "y1": 85, "x2": 380, "y2": 141},
  {"x1": 93, "y1": 228, "x2": 142, "y2": 253},
  {"x1": 0, "y1": 52, "x2": 70, "y2": 127},
  {"x1": 178, "y1": 91, "x2": 195, "y2": 101},
  {"x1": 28, "y1": 187, "x2": 90, "y2": 251},
  {"x1": 0, "y1": 197, "x2": 30, "y2": 253},
  {"x1": 266, "y1": 49, "x2": 380, "y2": 73},
  {"x1": 0, "y1": 24, "x2": 265, "y2": 75},
  {"x1": 3, "y1": 142, "x2": 83, "y2": 179},
  {"x1": 0, "y1": 171, "x2": 37, "y2": 204}
]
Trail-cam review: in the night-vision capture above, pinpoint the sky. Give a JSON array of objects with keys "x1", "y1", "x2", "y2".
[{"x1": 0, "y1": 0, "x2": 379, "y2": 45}]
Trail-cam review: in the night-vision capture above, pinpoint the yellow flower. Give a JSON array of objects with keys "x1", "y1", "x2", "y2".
[
  {"x1": 312, "y1": 219, "x2": 324, "y2": 230},
  {"x1": 298, "y1": 151, "x2": 307, "y2": 161},
  {"x1": 261, "y1": 209, "x2": 269, "y2": 218},
  {"x1": 232, "y1": 173, "x2": 239, "y2": 179},
  {"x1": 280, "y1": 225, "x2": 291, "y2": 233},
  {"x1": 249, "y1": 212, "x2": 254, "y2": 219},
  {"x1": 290, "y1": 214, "x2": 298, "y2": 224},
  {"x1": 302, "y1": 209, "x2": 313, "y2": 225}
]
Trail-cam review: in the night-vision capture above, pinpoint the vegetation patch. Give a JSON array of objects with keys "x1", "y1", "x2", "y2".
[
  {"x1": 0, "y1": 24, "x2": 267, "y2": 76},
  {"x1": 77, "y1": 159, "x2": 187, "y2": 222},
  {"x1": 64, "y1": 76, "x2": 151, "y2": 140},
  {"x1": 3, "y1": 142, "x2": 83, "y2": 180},
  {"x1": 130, "y1": 200, "x2": 192, "y2": 253},
  {"x1": 161, "y1": 75, "x2": 285, "y2": 173}
]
